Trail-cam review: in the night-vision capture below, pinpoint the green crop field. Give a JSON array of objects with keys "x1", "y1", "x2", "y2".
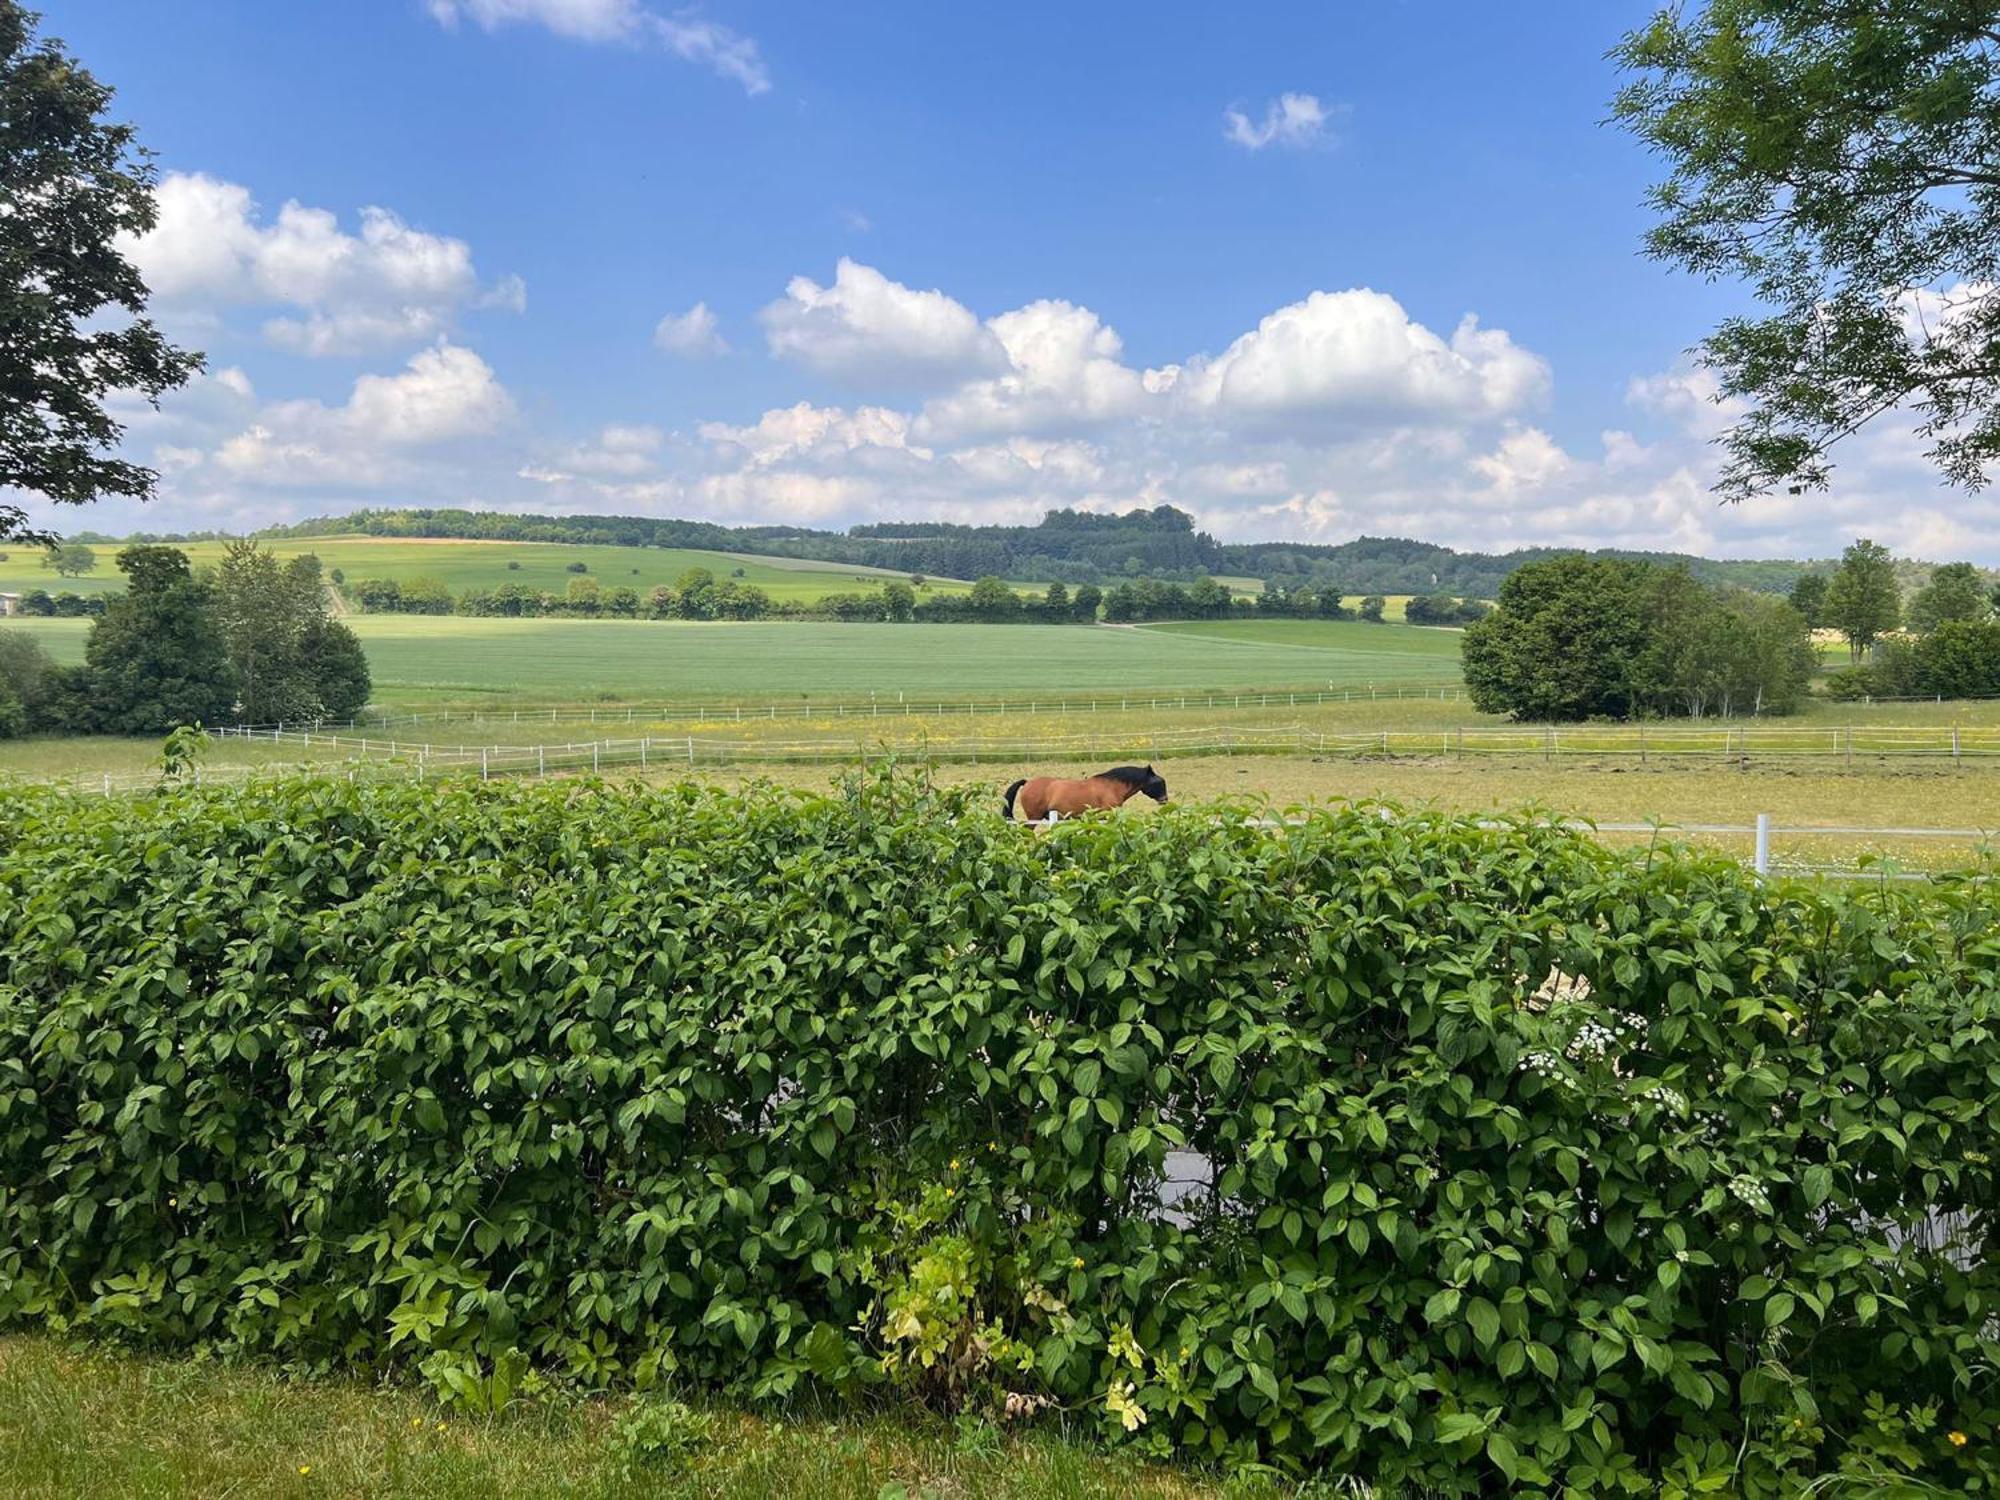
[
  {"x1": 0, "y1": 614, "x2": 1464, "y2": 709},
  {"x1": 0, "y1": 534, "x2": 973, "y2": 605},
  {"x1": 356, "y1": 617, "x2": 1462, "y2": 704},
  {"x1": 1138, "y1": 615, "x2": 1463, "y2": 656}
]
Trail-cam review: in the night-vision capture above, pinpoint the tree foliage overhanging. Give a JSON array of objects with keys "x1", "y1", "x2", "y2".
[
  {"x1": 1614, "y1": 1, "x2": 2000, "y2": 498},
  {"x1": 0, "y1": 1, "x2": 200, "y2": 542}
]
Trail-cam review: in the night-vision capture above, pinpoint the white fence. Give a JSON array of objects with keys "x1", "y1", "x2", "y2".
[
  {"x1": 198, "y1": 718, "x2": 2000, "y2": 769},
  {"x1": 223, "y1": 680, "x2": 1471, "y2": 735}
]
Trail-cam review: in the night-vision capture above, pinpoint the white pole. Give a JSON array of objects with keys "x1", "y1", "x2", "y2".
[{"x1": 1754, "y1": 813, "x2": 1771, "y2": 877}]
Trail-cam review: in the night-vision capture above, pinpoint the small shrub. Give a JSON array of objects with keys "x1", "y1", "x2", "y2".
[
  {"x1": 420, "y1": 1347, "x2": 545, "y2": 1415},
  {"x1": 507, "y1": 560, "x2": 522, "y2": 571},
  {"x1": 610, "y1": 1398, "x2": 713, "y2": 1477},
  {"x1": 566, "y1": 561, "x2": 588, "y2": 574}
]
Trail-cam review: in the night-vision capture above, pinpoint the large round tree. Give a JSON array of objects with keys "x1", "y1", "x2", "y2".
[{"x1": 1, "y1": 3, "x2": 200, "y2": 543}]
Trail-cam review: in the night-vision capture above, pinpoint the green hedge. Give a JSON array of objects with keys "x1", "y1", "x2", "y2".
[{"x1": 2, "y1": 773, "x2": 1996, "y2": 1492}]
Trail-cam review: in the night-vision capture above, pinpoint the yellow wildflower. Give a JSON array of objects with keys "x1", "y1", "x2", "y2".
[
  {"x1": 1072, "y1": 1256, "x2": 1084, "y2": 1269},
  {"x1": 949, "y1": 1158, "x2": 960, "y2": 1170},
  {"x1": 1949, "y1": 1431, "x2": 1969, "y2": 1448},
  {"x1": 297, "y1": 1465, "x2": 312, "y2": 1476}
]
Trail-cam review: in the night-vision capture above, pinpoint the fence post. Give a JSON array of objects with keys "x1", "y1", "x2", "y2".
[
  {"x1": 1753, "y1": 813, "x2": 1771, "y2": 877},
  {"x1": 538, "y1": 745, "x2": 545, "y2": 776},
  {"x1": 687, "y1": 735, "x2": 694, "y2": 764},
  {"x1": 481, "y1": 748, "x2": 488, "y2": 780},
  {"x1": 641, "y1": 736, "x2": 648, "y2": 769}
]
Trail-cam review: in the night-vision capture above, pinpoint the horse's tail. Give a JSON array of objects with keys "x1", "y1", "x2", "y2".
[{"x1": 1002, "y1": 778, "x2": 1026, "y2": 819}]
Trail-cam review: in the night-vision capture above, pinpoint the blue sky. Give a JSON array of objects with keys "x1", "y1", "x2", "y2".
[{"x1": 30, "y1": 0, "x2": 1987, "y2": 560}]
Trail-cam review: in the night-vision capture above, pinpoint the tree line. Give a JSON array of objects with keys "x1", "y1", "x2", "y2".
[
  {"x1": 1463, "y1": 556, "x2": 1817, "y2": 721},
  {"x1": 327, "y1": 568, "x2": 1496, "y2": 628},
  {"x1": 1787, "y1": 540, "x2": 2000, "y2": 701},
  {"x1": 0, "y1": 542, "x2": 368, "y2": 738}
]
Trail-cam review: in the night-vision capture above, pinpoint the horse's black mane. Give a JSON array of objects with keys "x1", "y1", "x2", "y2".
[{"x1": 1096, "y1": 765, "x2": 1151, "y2": 786}]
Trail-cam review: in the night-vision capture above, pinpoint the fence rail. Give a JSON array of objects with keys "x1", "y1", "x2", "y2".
[
  {"x1": 196, "y1": 718, "x2": 2000, "y2": 769},
  {"x1": 219, "y1": 681, "x2": 1471, "y2": 734}
]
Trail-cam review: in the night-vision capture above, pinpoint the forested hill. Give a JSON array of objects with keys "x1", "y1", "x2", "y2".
[
  {"x1": 257, "y1": 505, "x2": 1220, "y2": 584},
  {"x1": 1227, "y1": 535, "x2": 1817, "y2": 596},
  {"x1": 239, "y1": 505, "x2": 1825, "y2": 593}
]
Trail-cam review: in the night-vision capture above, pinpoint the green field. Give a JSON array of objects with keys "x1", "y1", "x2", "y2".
[
  {"x1": 0, "y1": 535, "x2": 971, "y2": 605},
  {"x1": 0, "y1": 614, "x2": 1465, "y2": 707},
  {"x1": 1141, "y1": 615, "x2": 1464, "y2": 656},
  {"x1": 12, "y1": 606, "x2": 2000, "y2": 875}
]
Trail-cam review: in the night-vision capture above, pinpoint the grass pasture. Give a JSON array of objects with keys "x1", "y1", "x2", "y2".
[
  {"x1": 0, "y1": 535, "x2": 972, "y2": 605},
  {"x1": 0, "y1": 1335, "x2": 1215, "y2": 1500},
  {"x1": 7, "y1": 607, "x2": 2000, "y2": 873}
]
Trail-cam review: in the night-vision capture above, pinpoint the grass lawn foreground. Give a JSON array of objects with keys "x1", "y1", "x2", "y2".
[{"x1": 0, "y1": 1335, "x2": 1259, "y2": 1500}]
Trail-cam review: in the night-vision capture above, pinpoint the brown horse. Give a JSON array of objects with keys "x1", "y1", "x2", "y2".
[{"x1": 1002, "y1": 764, "x2": 1169, "y2": 823}]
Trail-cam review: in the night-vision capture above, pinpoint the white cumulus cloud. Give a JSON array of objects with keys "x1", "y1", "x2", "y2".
[
  {"x1": 428, "y1": 0, "x2": 769, "y2": 93},
  {"x1": 125, "y1": 172, "x2": 522, "y2": 356},
  {"x1": 1224, "y1": 92, "x2": 1334, "y2": 151},
  {"x1": 915, "y1": 299, "x2": 1147, "y2": 443},
  {"x1": 654, "y1": 302, "x2": 729, "y2": 357},
  {"x1": 651, "y1": 14, "x2": 769, "y2": 95},
  {"x1": 210, "y1": 343, "x2": 514, "y2": 487},
  {"x1": 760, "y1": 259, "x2": 1008, "y2": 386},
  {"x1": 1165, "y1": 290, "x2": 1550, "y2": 429},
  {"x1": 427, "y1": 0, "x2": 641, "y2": 42},
  {"x1": 699, "y1": 403, "x2": 926, "y2": 466}
]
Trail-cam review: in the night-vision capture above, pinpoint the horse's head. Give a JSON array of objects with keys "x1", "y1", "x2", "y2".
[{"x1": 1097, "y1": 764, "x2": 1169, "y2": 804}]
